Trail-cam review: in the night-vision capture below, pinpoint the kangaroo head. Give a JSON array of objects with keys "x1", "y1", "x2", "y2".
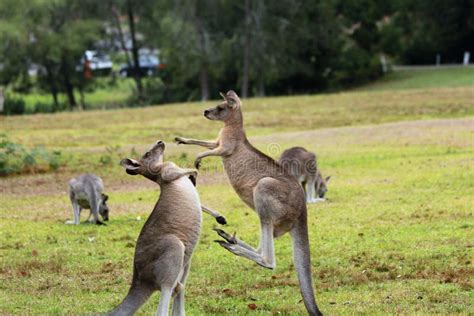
[
  {"x1": 121, "y1": 141, "x2": 198, "y2": 185},
  {"x1": 203, "y1": 90, "x2": 242, "y2": 124},
  {"x1": 120, "y1": 140, "x2": 165, "y2": 182},
  {"x1": 99, "y1": 193, "x2": 109, "y2": 221},
  {"x1": 316, "y1": 175, "x2": 331, "y2": 198}
]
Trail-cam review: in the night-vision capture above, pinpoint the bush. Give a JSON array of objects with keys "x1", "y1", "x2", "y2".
[
  {"x1": 34, "y1": 101, "x2": 53, "y2": 113},
  {"x1": 3, "y1": 96, "x2": 25, "y2": 115},
  {"x1": 99, "y1": 145, "x2": 123, "y2": 167},
  {"x1": 128, "y1": 77, "x2": 166, "y2": 107},
  {"x1": 0, "y1": 135, "x2": 64, "y2": 176}
]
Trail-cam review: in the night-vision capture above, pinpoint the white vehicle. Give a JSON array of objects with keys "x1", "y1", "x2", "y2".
[{"x1": 80, "y1": 50, "x2": 113, "y2": 75}]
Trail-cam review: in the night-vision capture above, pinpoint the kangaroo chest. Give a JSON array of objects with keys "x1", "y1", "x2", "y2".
[{"x1": 222, "y1": 151, "x2": 261, "y2": 209}]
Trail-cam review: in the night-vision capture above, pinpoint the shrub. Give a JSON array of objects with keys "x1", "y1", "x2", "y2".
[
  {"x1": 128, "y1": 77, "x2": 166, "y2": 107},
  {"x1": 99, "y1": 145, "x2": 123, "y2": 167},
  {"x1": 0, "y1": 135, "x2": 64, "y2": 176},
  {"x1": 34, "y1": 101, "x2": 53, "y2": 113},
  {"x1": 3, "y1": 96, "x2": 25, "y2": 115}
]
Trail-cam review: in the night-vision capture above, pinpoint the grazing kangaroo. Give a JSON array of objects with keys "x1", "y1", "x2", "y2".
[
  {"x1": 109, "y1": 141, "x2": 202, "y2": 316},
  {"x1": 176, "y1": 91, "x2": 323, "y2": 316},
  {"x1": 66, "y1": 173, "x2": 109, "y2": 225},
  {"x1": 279, "y1": 147, "x2": 331, "y2": 203}
]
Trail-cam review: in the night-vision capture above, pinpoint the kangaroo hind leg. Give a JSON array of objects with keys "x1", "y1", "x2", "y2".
[
  {"x1": 215, "y1": 177, "x2": 278, "y2": 270},
  {"x1": 155, "y1": 237, "x2": 185, "y2": 316}
]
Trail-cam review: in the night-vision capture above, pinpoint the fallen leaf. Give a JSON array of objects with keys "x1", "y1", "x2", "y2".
[{"x1": 248, "y1": 303, "x2": 257, "y2": 310}]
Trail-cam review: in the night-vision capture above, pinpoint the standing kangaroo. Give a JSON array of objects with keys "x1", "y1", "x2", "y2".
[
  {"x1": 279, "y1": 147, "x2": 331, "y2": 203},
  {"x1": 176, "y1": 91, "x2": 323, "y2": 315},
  {"x1": 109, "y1": 141, "x2": 201, "y2": 316}
]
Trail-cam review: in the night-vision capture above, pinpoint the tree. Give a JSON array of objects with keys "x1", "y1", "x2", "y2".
[{"x1": 0, "y1": 0, "x2": 103, "y2": 110}]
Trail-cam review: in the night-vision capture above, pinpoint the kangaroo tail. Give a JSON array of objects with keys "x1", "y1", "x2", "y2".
[
  {"x1": 290, "y1": 213, "x2": 323, "y2": 316},
  {"x1": 107, "y1": 283, "x2": 154, "y2": 316}
]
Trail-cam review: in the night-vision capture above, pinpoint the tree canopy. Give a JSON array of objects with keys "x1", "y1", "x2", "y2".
[{"x1": 0, "y1": 0, "x2": 472, "y2": 111}]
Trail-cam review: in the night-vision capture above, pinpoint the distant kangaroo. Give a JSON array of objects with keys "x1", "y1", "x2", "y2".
[
  {"x1": 67, "y1": 173, "x2": 109, "y2": 225},
  {"x1": 109, "y1": 141, "x2": 202, "y2": 316},
  {"x1": 176, "y1": 91, "x2": 323, "y2": 315},
  {"x1": 279, "y1": 147, "x2": 330, "y2": 203}
]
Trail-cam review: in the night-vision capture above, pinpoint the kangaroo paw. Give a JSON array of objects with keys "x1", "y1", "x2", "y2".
[
  {"x1": 175, "y1": 137, "x2": 186, "y2": 145},
  {"x1": 215, "y1": 216, "x2": 227, "y2": 225}
]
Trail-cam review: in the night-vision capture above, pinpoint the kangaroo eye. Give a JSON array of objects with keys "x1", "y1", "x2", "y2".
[{"x1": 145, "y1": 152, "x2": 151, "y2": 158}]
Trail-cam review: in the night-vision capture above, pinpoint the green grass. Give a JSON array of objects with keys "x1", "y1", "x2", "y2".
[
  {"x1": 1, "y1": 83, "x2": 474, "y2": 314},
  {"x1": 357, "y1": 66, "x2": 474, "y2": 91},
  {"x1": 9, "y1": 77, "x2": 136, "y2": 112}
]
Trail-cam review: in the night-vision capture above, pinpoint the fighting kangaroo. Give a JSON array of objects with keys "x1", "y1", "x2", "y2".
[
  {"x1": 108, "y1": 141, "x2": 202, "y2": 316},
  {"x1": 176, "y1": 91, "x2": 323, "y2": 315}
]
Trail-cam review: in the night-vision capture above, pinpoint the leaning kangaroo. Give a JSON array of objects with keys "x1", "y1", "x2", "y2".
[
  {"x1": 108, "y1": 141, "x2": 201, "y2": 316},
  {"x1": 279, "y1": 147, "x2": 331, "y2": 203},
  {"x1": 176, "y1": 91, "x2": 323, "y2": 315}
]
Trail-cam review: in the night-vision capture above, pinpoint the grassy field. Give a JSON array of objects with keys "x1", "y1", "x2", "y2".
[
  {"x1": 1, "y1": 72, "x2": 473, "y2": 314},
  {"x1": 357, "y1": 66, "x2": 474, "y2": 91},
  {"x1": 9, "y1": 78, "x2": 136, "y2": 113}
]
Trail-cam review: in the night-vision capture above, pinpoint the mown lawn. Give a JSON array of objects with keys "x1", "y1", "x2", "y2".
[
  {"x1": 1, "y1": 81, "x2": 473, "y2": 314},
  {"x1": 357, "y1": 66, "x2": 474, "y2": 91}
]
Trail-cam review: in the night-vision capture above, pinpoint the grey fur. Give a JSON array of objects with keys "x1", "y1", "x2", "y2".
[
  {"x1": 66, "y1": 173, "x2": 109, "y2": 225},
  {"x1": 279, "y1": 147, "x2": 330, "y2": 203},
  {"x1": 108, "y1": 141, "x2": 202, "y2": 316},
  {"x1": 176, "y1": 91, "x2": 323, "y2": 316}
]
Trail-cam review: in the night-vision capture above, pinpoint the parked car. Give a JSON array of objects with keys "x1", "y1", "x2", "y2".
[
  {"x1": 78, "y1": 50, "x2": 113, "y2": 76},
  {"x1": 119, "y1": 54, "x2": 165, "y2": 77}
]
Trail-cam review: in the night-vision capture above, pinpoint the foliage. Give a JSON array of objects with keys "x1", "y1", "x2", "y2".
[
  {"x1": 99, "y1": 145, "x2": 123, "y2": 167},
  {"x1": 376, "y1": 0, "x2": 474, "y2": 64},
  {"x1": 0, "y1": 0, "x2": 103, "y2": 110},
  {"x1": 0, "y1": 0, "x2": 472, "y2": 111},
  {"x1": 3, "y1": 95, "x2": 25, "y2": 115},
  {"x1": 127, "y1": 77, "x2": 166, "y2": 106},
  {"x1": 0, "y1": 135, "x2": 64, "y2": 176}
]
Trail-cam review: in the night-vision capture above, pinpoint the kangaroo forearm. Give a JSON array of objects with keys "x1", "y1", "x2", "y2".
[
  {"x1": 189, "y1": 139, "x2": 218, "y2": 149},
  {"x1": 176, "y1": 137, "x2": 218, "y2": 149},
  {"x1": 201, "y1": 205, "x2": 221, "y2": 218}
]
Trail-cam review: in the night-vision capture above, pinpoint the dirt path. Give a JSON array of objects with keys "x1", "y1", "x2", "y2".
[{"x1": 1, "y1": 117, "x2": 472, "y2": 198}]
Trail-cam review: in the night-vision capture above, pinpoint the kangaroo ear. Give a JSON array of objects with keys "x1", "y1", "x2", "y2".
[
  {"x1": 120, "y1": 158, "x2": 140, "y2": 175},
  {"x1": 226, "y1": 90, "x2": 240, "y2": 108},
  {"x1": 325, "y1": 176, "x2": 331, "y2": 183},
  {"x1": 101, "y1": 194, "x2": 109, "y2": 202},
  {"x1": 188, "y1": 173, "x2": 197, "y2": 186}
]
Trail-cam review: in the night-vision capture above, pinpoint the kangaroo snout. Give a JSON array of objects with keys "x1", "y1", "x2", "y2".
[{"x1": 203, "y1": 109, "x2": 210, "y2": 116}]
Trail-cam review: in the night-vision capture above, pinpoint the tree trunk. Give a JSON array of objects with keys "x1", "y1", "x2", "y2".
[
  {"x1": 127, "y1": 0, "x2": 143, "y2": 98},
  {"x1": 64, "y1": 77, "x2": 77, "y2": 109},
  {"x1": 78, "y1": 86, "x2": 86, "y2": 110},
  {"x1": 0, "y1": 87, "x2": 4, "y2": 113},
  {"x1": 111, "y1": 3, "x2": 132, "y2": 69},
  {"x1": 61, "y1": 60, "x2": 77, "y2": 109},
  {"x1": 257, "y1": 75, "x2": 265, "y2": 97},
  {"x1": 200, "y1": 64, "x2": 209, "y2": 101},
  {"x1": 241, "y1": 0, "x2": 251, "y2": 99},
  {"x1": 44, "y1": 63, "x2": 59, "y2": 110}
]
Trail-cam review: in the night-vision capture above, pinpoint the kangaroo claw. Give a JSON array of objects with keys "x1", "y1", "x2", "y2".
[
  {"x1": 213, "y1": 228, "x2": 237, "y2": 244},
  {"x1": 194, "y1": 158, "x2": 201, "y2": 169}
]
